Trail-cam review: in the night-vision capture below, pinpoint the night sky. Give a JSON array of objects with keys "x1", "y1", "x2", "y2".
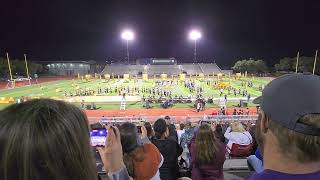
[{"x1": 1, "y1": 0, "x2": 319, "y2": 68}]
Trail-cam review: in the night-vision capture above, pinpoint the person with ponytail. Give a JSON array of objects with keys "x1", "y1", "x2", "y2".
[
  {"x1": 119, "y1": 122, "x2": 162, "y2": 180},
  {"x1": 152, "y1": 118, "x2": 183, "y2": 180},
  {"x1": 190, "y1": 124, "x2": 226, "y2": 180}
]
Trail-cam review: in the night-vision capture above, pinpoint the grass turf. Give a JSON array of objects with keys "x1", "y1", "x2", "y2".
[{"x1": 0, "y1": 77, "x2": 271, "y2": 110}]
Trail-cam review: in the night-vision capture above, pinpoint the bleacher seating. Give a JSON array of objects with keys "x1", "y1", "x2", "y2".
[
  {"x1": 199, "y1": 63, "x2": 222, "y2": 74},
  {"x1": 127, "y1": 65, "x2": 144, "y2": 75},
  {"x1": 93, "y1": 115, "x2": 254, "y2": 180},
  {"x1": 101, "y1": 64, "x2": 139, "y2": 75},
  {"x1": 100, "y1": 63, "x2": 222, "y2": 76},
  {"x1": 179, "y1": 64, "x2": 202, "y2": 75},
  {"x1": 147, "y1": 65, "x2": 180, "y2": 75}
]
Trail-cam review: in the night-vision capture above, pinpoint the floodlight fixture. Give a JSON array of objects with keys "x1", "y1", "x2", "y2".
[
  {"x1": 188, "y1": 30, "x2": 202, "y2": 63},
  {"x1": 189, "y1": 30, "x2": 202, "y2": 40},
  {"x1": 121, "y1": 30, "x2": 134, "y2": 41},
  {"x1": 121, "y1": 29, "x2": 135, "y2": 63}
]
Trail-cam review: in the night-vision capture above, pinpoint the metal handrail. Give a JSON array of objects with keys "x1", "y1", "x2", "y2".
[{"x1": 88, "y1": 115, "x2": 258, "y2": 124}]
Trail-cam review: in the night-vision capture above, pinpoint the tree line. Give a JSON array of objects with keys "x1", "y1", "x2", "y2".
[
  {"x1": 1, "y1": 56, "x2": 319, "y2": 78},
  {"x1": 274, "y1": 56, "x2": 319, "y2": 73},
  {"x1": 232, "y1": 56, "x2": 319, "y2": 75},
  {"x1": 0, "y1": 57, "x2": 43, "y2": 78},
  {"x1": 232, "y1": 59, "x2": 268, "y2": 73}
]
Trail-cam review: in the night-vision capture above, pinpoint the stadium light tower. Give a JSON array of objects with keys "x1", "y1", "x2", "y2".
[
  {"x1": 189, "y1": 30, "x2": 202, "y2": 63},
  {"x1": 121, "y1": 30, "x2": 134, "y2": 64}
]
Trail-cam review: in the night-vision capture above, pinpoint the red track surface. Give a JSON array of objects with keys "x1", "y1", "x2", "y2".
[
  {"x1": 85, "y1": 107, "x2": 258, "y2": 124},
  {"x1": 85, "y1": 107, "x2": 258, "y2": 117},
  {"x1": 0, "y1": 76, "x2": 258, "y2": 123}
]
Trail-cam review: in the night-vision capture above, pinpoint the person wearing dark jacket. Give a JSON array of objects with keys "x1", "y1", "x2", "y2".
[{"x1": 152, "y1": 118, "x2": 183, "y2": 180}]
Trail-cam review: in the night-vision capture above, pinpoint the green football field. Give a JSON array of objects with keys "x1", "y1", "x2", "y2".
[{"x1": 0, "y1": 77, "x2": 272, "y2": 110}]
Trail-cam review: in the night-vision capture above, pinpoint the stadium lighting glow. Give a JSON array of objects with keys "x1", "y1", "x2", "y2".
[
  {"x1": 121, "y1": 29, "x2": 135, "y2": 63},
  {"x1": 121, "y1": 30, "x2": 134, "y2": 41},
  {"x1": 189, "y1": 30, "x2": 202, "y2": 40},
  {"x1": 188, "y1": 30, "x2": 202, "y2": 63}
]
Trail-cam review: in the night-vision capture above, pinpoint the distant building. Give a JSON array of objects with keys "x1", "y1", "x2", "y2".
[{"x1": 38, "y1": 61, "x2": 96, "y2": 76}]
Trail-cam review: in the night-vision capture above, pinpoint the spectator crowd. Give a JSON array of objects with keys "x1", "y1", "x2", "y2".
[{"x1": 0, "y1": 74, "x2": 319, "y2": 180}]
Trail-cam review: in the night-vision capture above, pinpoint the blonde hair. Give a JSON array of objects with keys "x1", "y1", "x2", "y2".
[
  {"x1": 268, "y1": 114, "x2": 320, "y2": 162},
  {"x1": 231, "y1": 122, "x2": 246, "y2": 132}
]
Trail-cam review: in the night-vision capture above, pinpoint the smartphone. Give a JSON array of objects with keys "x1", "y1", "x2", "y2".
[
  {"x1": 90, "y1": 128, "x2": 107, "y2": 147},
  {"x1": 137, "y1": 126, "x2": 142, "y2": 134}
]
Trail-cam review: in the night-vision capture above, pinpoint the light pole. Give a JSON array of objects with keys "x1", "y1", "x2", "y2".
[
  {"x1": 121, "y1": 30, "x2": 134, "y2": 64},
  {"x1": 189, "y1": 30, "x2": 202, "y2": 63}
]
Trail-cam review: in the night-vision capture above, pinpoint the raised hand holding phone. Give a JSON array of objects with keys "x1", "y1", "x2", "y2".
[
  {"x1": 140, "y1": 125, "x2": 148, "y2": 139},
  {"x1": 97, "y1": 126, "x2": 125, "y2": 173}
]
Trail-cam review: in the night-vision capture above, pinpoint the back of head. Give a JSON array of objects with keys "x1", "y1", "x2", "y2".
[
  {"x1": 168, "y1": 124, "x2": 177, "y2": 138},
  {"x1": 153, "y1": 118, "x2": 168, "y2": 139},
  {"x1": 119, "y1": 122, "x2": 143, "y2": 177},
  {"x1": 164, "y1": 116, "x2": 171, "y2": 125},
  {"x1": 231, "y1": 122, "x2": 245, "y2": 132},
  {"x1": 144, "y1": 122, "x2": 153, "y2": 137},
  {"x1": 253, "y1": 74, "x2": 320, "y2": 168},
  {"x1": 215, "y1": 124, "x2": 223, "y2": 134},
  {"x1": 177, "y1": 177, "x2": 192, "y2": 180},
  {"x1": 266, "y1": 114, "x2": 320, "y2": 163},
  {"x1": 0, "y1": 99, "x2": 96, "y2": 180},
  {"x1": 119, "y1": 122, "x2": 139, "y2": 154},
  {"x1": 179, "y1": 123, "x2": 185, "y2": 130},
  {"x1": 195, "y1": 124, "x2": 219, "y2": 164},
  {"x1": 184, "y1": 118, "x2": 192, "y2": 129}
]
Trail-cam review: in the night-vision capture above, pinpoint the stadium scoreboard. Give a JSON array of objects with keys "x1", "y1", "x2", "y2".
[{"x1": 136, "y1": 58, "x2": 177, "y2": 65}]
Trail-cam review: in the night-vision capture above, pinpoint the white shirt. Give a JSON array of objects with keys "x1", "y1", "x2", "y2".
[
  {"x1": 197, "y1": 103, "x2": 201, "y2": 109},
  {"x1": 151, "y1": 154, "x2": 164, "y2": 180},
  {"x1": 224, "y1": 127, "x2": 253, "y2": 151},
  {"x1": 177, "y1": 129, "x2": 185, "y2": 143}
]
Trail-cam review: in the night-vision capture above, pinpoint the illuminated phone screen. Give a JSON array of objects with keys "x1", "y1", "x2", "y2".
[{"x1": 90, "y1": 128, "x2": 107, "y2": 147}]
